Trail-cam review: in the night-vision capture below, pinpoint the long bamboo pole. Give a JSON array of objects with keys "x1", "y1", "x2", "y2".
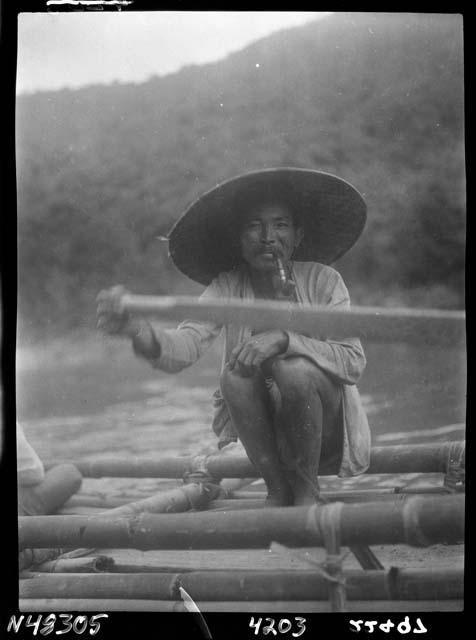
[
  {"x1": 58, "y1": 441, "x2": 464, "y2": 479},
  {"x1": 49, "y1": 478, "x2": 252, "y2": 568},
  {"x1": 63, "y1": 495, "x2": 134, "y2": 509},
  {"x1": 56, "y1": 506, "x2": 113, "y2": 516},
  {"x1": 18, "y1": 598, "x2": 463, "y2": 612},
  {"x1": 120, "y1": 294, "x2": 466, "y2": 347},
  {"x1": 230, "y1": 487, "x2": 448, "y2": 501},
  {"x1": 20, "y1": 556, "x2": 114, "y2": 574},
  {"x1": 62, "y1": 479, "x2": 257, "y2": 510},
  {"x1": 208, "y1": 489, "x2": 452, "y2": 511},
  {"x1": 18, "y1": 494, "x2": 464, "y2": 550},
  {"x1": 19, "y1": 567, "x2": 463, "y2": 601},
  {"x1": 53, "y1": 483, "x2": 223, "y2": 566},
  {"x1": 98, "y1": 482, "x2": 220, "y2": 517},
  {"x1": 61, "y1": 487, "x2": 447, "y2": 512},
  {"x1": 57, "y1": 490, "x2": 400, "y2": 512},
  {"x1": 59, "y1": 486, "x2": 449, "y2": 513}
]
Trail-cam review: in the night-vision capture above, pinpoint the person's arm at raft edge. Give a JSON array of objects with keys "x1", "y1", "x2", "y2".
[{"x1": 17, "y1": 422, "x2": 45, "y2": 487}]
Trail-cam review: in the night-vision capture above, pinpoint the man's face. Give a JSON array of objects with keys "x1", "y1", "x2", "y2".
[{"x1": 239, "y1": 204, "x2": 303, "y2": 272}]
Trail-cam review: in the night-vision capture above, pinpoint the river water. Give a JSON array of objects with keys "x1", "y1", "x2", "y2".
[{"x1": 16, "y1": 335, "x2": 466, "y2": 463}]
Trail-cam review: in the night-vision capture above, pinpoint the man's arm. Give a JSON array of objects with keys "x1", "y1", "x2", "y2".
[
  {"x1": 282, "y1": 269, "x2": 366, "y2": 385},
  {"x1": 96, "y1": 283, "x2": 223, "y2": 373}
]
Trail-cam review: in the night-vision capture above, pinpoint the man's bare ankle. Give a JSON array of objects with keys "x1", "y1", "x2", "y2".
[
  {"x1": 265, "y1": 484, "x2": 294, "y2": 507},
  {"x1": 293, "y1": 491, "x2": 317, "y2": 506}
]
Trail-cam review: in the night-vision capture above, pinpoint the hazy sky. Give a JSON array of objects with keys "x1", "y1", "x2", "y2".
[{"x1": 17, "y1": 11, "x2": 329, "y2": 94}]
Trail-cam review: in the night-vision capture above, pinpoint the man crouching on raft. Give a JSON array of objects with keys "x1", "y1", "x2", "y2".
[{"x1": 96, "y1": 168, "x2": 371, "y2": 506}]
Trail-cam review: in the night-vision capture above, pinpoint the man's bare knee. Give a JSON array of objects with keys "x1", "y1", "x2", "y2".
[
  {"x1": 271, "y1": 357, "x2": 338, "y2": 400},
  {"x1": 220, "y1": 365, "x2": 257, "y2": 400},
  {"x1": 271, "y1": 357, "x2": 315, "y2": 389}
]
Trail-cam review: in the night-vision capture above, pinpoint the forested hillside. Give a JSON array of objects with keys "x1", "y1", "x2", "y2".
[{"x1": 16, "y1": 12, "x2": 465, "y2": 338}]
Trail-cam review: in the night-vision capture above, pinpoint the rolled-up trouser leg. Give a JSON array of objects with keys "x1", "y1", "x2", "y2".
[{"x1": 18, "y1": 463, "x2": 82, "y2": 516}]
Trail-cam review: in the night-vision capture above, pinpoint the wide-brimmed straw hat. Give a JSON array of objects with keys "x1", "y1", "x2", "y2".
[{"x1": 168, "y1": 168, "x2": 366, "y2": 285}]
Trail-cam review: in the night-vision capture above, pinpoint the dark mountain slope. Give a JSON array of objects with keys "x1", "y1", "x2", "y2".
[{"x1": 16, "y1": 13, "x2": 465, "y2": 335}]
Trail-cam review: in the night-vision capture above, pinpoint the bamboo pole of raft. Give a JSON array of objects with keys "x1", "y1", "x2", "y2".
[
  {"x1": 61, "y1": 489, "x2": 443, "y2": 513},
  {"x1": 62, "y1": 478, "x2": 255, "y2": 511},
  {"x1": 56, "y1": 485, "x2": 221, "y2": 516},
  {"x1": 61, "y1": 441, "x2": 465, "y2": 478},
  {"x1": 18, "y1": 494, "x2": 464, "y2": 550},
  {"x1": 19, "y1": 548, "x2": 62, "y2": 572},
  {"x1": 229, "y1": 487, "x2": 450, "y2": 501},
  {"x1": 23, "y1": 556, "x2": 115, "y2": 574},
  {"x1": 18, "y1": 598, "x2": 463, "y2": 613},
  {"x1": 20, "y1": 483, "x2": 225, "y2": 572},
  {"x1": 207, "y1": 489, "x2": 453, "y2": 511},
  {"x1": 60, "y1": 485, "x2": 449, "y2": 512},
  {"x1": 51, "y1": 484, "x2": 222, "y2": 567},
  {"x1": 64, "y1": 495, "x2": 133, "y2": 509},
  {"x1": 97, "y1": 482, "x2": 221, "y2": 517},
  {"x1": 39, "y1": 479, "x2": 251, "y2": 570},
  {"x1": 60, "y1": 483, "x2": 224, "y2": 517},
  {"x1": 120, "y1": 294, "x2": 466, "y2": 347},
  {"x1": 56, "y1": 480, "x2": 250, "y2": 562},
  {"x1": 19, "y1": 568, "x2": 463, "y2": 601}
]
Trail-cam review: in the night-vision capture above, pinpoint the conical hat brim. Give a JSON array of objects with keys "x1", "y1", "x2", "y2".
[{"x1": 169, "y1": 168, "x2": 367, "y2": 285}]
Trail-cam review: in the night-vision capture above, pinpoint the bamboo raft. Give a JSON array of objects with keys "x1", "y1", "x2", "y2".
[
  {"x1": 18, "y1": 441, "x2": 465, "y2": 613},
  {"x1": 19, "y1": 299, "x2": 466, "y2": 612}
]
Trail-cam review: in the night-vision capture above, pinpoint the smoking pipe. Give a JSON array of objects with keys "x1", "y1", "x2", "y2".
[{"x1": 271, "y1": 250, "x2": 296, "y2": 298}]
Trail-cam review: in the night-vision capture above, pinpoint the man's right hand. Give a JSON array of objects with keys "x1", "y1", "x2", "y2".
[{"x1": 96, "y1": 285, "x2": 131, "y2": 336}]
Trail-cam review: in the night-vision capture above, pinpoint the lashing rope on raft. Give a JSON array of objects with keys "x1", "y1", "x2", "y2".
[
  {"x1": 315, "y1": 501, "x2": 347, "y2": 611},
  {"x1": 182, "y1": 454, "x2": 222, "y2": 487},
  {"x1": 444, "y1": 441, "x2": 465, "y2": 492}
]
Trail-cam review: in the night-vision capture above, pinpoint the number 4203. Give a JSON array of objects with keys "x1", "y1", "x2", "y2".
[{"x1": 249, "y1": 617, "x2": 306, "y2": 637}]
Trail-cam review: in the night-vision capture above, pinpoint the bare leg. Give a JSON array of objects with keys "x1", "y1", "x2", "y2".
[
  {"x1": 269, "y1": 357, "x2": 342, "y2": 505},
  {"x1": 220, "y1": 366, "x2": 294, "y2": 506}
]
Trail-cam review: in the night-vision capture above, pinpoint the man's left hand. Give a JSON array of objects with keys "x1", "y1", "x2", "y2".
[{"x1": 228, "y1": 330, "x2": 289, "y2": 376}]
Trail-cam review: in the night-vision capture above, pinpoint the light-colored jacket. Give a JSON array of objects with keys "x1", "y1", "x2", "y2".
[{"x1": 140, "y1": 262, "x2": 371, "y2": 476}]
